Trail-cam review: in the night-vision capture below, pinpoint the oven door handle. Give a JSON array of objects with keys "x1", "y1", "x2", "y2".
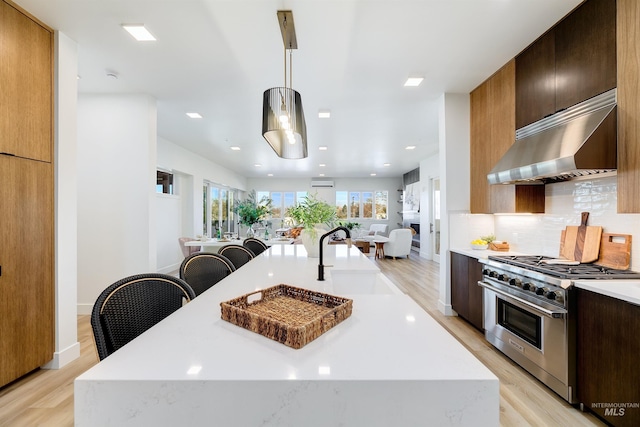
[{"x1": 477, "y1": 281, "x2": 567, "y2": 319}]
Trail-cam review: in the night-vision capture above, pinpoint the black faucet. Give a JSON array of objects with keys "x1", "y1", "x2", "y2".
[{"x1": 318, "y1": 226, "x2": 352, "y2": 281}]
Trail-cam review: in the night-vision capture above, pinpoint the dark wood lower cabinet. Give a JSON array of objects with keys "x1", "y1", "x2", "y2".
[
  {"x1": 576, "y1": 288, "x2": 640, "y2": 427},
  {"x1": 451, "y1": 252, "x2": 483, "y2": 331}
]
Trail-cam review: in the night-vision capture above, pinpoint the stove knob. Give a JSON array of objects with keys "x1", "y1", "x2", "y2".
[
  {"x1": 482, "y1": 269, "x2": 491, "y2": 276},
  {"x1": 536, "y1": 287, "x2": 548, "y2": 296},
  {"x1": 509, "y1": 278, "x2": 522, "y2": 287},
  {"x1": 490, "y1": 271, "x2": 499, "y2": 278},
  {"x1": 522, "y1": 282, "x2": 533, "y2": 291},
  {"x1": 498, "y1": 274, "x2": 509, "y2": 282},
  {"x1": 546, "y1": 291, "x2": 557, "y2": 300}
]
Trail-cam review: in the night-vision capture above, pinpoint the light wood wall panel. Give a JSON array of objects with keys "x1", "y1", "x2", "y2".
[
  {"x1": 617, "y1": 0, "x2": 640, "y2": 213},
  {"x1": 0, "y1": 0, "x2": 53, "y2": 162}
]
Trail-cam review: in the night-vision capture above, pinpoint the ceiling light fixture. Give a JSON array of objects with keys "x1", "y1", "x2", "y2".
[
  {"x1": 383, "y1": 163, "x2": 391, "y2": 167},
  {"x1": 230, "y1": 146, "x2": 241, "y2": 151},
  {"x1": 122, "y1": 24, "x2": 156, "y2": 41},
  {"x1": 370, "y1": 173, "x2": 377, "y2": 176},
  {"x1": 262, "y1": 11, "x2": 308, "y2": 159},
  {"x1": 404, "y1": 77, "x2": 423, "y2": 87},
  {"x1": 186, "y1": 112, "x2": 202, "y2": 119},
  {"x1": 318, "y1": 110, "x2": 331, "y2": 119},
  {"x1": 405, "y1": 145, "x2": 416, "y2": 150},
  {"x1": 318, "y1": 146, "x2": 328, "y2": 151}
]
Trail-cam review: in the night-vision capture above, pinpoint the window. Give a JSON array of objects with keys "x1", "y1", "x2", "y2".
[
  {"x1": 256, "y1": 191, "x2": 308, "y2": 219},
  {"x1": 156, "y1": 170, "x2": 173, "y2": 194},
  {"x1": 336, "y1": 190, "x2": 387, "y2": 220},
  {"x1": 375, "y1": 191, "x2": 388, "y2": 220}
]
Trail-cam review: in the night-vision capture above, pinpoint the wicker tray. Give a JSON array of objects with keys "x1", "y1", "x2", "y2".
[{"x1": 220, "y1": 284, "x2": 353, "y2": 349}]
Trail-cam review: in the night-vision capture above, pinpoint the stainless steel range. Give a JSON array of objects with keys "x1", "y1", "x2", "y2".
[{"x1": 478, "y1": 255, "x2": 640, "y2": 404}]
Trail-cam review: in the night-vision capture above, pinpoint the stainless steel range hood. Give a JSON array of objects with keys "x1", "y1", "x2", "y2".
[{"x1": 487, "y1": 89, "x2": 617, "y2": 185}]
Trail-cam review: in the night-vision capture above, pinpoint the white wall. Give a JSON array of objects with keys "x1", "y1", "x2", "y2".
[
  {"x1": 46, "y1": 31, "x2": 80, "y2": 369},
  {"x1": 437, "y1": 93, "x2": 470, "y2": 316},
  {"x1": 156, "y1": 193, "x2": 182, "y2": 274},
  {"x1": 450, "y1": 174, "x2": 640, "y2": 270},
  {"x1": 245, "y1": 176, "x2": 403, "y2": 233},
  {"x1": 155, "y1": 137, "x2": 248, "y2": 273},
  {"x1": 76, "y1": 94, "x2": 157, "y2": 314}
]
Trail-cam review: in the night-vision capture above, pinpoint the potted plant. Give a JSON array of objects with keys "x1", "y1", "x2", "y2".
[
  {"x1": 286, "y1": 193, "x2": 336, "y2": 257},
  {"x1": 234, "y1": 190, "x2": 272, "y2": 237}
]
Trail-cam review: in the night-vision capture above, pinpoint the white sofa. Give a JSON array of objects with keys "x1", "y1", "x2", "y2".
[
  {"x1": 383, "y1": 229, "x2": 413, "y2": 259},
  {"x1": 368, "y1": 224, "x2": 388, "y2": 237}
]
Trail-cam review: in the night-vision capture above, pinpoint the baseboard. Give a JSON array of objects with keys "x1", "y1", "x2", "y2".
[
  {"x1": 78, "y1": 303, "x2": 93, "y2": 315},
  {"x1": 438, "y1": 299, "x2": 455, "y2": 316},
  {"x1": 157, "y1": 262, "x2": 181, "y2": 274},
  {"x1": 42, "y1": 341, "x2": 81, "y2": 369}
]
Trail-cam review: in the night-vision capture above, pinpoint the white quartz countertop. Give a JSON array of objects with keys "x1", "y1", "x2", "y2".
[
  {"x1": 573, "y1": 280, "x2": 640, "y2": 306},
  {"x1": 450, "y1": 247, "x2": 528, "y2": 260},
  {"x1": 75, "y1": 244, "x2": 499, "y2": 426}
]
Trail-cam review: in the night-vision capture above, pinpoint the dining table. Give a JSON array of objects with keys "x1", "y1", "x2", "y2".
[
  {"x1": 75, "y1": 244, "x2": 498, "y2": 426},
  {"x1": 184, "y1": 236, "x2": 294, "y2": 253}
]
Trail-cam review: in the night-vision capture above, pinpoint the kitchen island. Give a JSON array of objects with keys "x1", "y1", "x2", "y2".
[{"x1": 75, "y1": 245, "x2": 499, "y2": 426}]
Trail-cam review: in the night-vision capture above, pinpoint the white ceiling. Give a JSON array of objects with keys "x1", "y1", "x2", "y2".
[{"x1": 15, "y1": 0, "x2": 582, "y2": 179}]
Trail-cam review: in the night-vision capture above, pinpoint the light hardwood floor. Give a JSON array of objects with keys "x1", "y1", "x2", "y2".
[{"x1": 0, "y1": 250, "x2": 606, "y2": 426}]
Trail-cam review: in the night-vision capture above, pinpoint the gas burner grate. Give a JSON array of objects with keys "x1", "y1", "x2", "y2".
[{"x1": 487, "y1": 255, "x2": 640, "y2": 280}]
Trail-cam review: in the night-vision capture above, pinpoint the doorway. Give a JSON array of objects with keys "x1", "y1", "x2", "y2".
[{"x1": 430, "y1": 178, "x2": 440, "y2": 263}]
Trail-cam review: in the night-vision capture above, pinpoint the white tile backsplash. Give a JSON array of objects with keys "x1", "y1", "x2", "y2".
[{"x1": 450, "y1": 175, "x2": 640, "y2": 269}]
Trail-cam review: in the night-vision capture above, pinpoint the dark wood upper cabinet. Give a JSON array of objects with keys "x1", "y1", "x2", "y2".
[
  {"x1": 515, "y1": 0, "x2": 616, "y2": 129},
  {"x1": 515, "y1": 30, "x2": 556, "y2": 129},
  {"x1": 555, "y1": 0, "x2": 617, "y2": 111}
]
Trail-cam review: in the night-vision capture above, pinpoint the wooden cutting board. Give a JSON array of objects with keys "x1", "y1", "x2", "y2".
[
  {"x1": 595, "y1": 233, "x2": 632, "y2": 270},
  {"x1": 560, "y1": 212, "x2": 602, "y2": 262}
]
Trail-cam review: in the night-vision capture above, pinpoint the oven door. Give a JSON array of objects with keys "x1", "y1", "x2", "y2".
[{"x1": 480, "y1": 281, "x2": 571, "y2": 399}]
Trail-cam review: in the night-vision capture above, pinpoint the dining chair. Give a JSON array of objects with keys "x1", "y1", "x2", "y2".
[
  {"x1": 243, "y1": 238, "x2": 269, "y2": 256},
  {"x1": 179, "y1": 252, "x2": 236, "y2": 296},
  {"x1": 218, "y1": 244, "x2": 255, "y2": 269},
  {"x1": 91, "y1": 273, "x2": 196, "y2": 361},
  {"x1": 178, "y1": 237, "x2": 200, "y2": 257}
]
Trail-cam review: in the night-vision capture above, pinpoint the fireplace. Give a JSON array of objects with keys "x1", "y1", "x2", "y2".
[{"x1": 409, "y1": 223, "x2": 420, "y2": 248}]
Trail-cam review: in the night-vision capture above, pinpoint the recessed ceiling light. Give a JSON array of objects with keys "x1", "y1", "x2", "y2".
[
  {"x1": 319, "y1": 173, "x2": 325, "y2": 177},
  {"x1": 404, "y1": 77, "x2": 423, "y2": 87},
  {"x1": 319, "y1": 163, "x2": 326, "y2": 167},
  {"x1": 318, "y1": 146, "x2": 328, "y2": 151},
  {"x1": 254, "y1": 163, "x2": 262, "y2": 167},
  {"x1": 186, "y1": 112, "x2": 202, "y2": 119},
  {"x1": 318, "y1": 110, "x2": 331, "y2": 119},
  {"x1": 383, "y1": 163, "x2": 391, "y2": 167},
  {"x1": 405, "y1": 145, "x2": 416, "y2": 150},
  {"x1": 122, "y1": 24, "x2": 156, "y2": 41},
  {"x1": 267, "y1": 173, "x2": 273, "y2": 177},
  {"x1": 230, "y1": 146, "x2": 241, "y2": 151},
  {"x1": 370, "y1": 173, "x2": 377, "y2": 176}
]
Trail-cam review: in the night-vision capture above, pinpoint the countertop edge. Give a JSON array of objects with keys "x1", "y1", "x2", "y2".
[
  {"x1": 450, "y1": 247, "x2": 528, "y2": 260},
  {"x1": 573, "y1": 280, "x2": 640, "y2": 306}
]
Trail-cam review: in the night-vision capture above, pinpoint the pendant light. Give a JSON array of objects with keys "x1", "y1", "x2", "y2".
[{"x1": 262, "y1": 10, "x2": 308, "y2": 159}]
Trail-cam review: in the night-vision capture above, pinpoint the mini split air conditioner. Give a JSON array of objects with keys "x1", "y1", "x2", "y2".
[{"x1": 310, "y1": 180, "x2": 334, "y2": 188}]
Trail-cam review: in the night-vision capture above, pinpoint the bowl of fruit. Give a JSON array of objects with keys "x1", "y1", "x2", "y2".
[{"x1": 470, "y1": 239, "x2": 489, "y2": 250}]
